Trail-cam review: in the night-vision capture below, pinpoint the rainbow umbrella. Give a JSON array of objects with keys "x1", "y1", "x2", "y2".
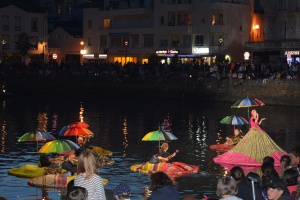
[
  {"x1": 220, "y1": 115, "x2": 248, "y2": 125},
  {"x1": 231, "y1": 97, "x2": 265, "y2": 123},
  {"x1": 220, "y1": 115, "x2": 248, "y2": 130},
  {"x1": 142, "y1": 130, "x2": 178, "y2": 152},
  {"x1": 38, "y1": 139, "x2": 79, "y2": 154},
  {"x1": 231, "y1": 97, "x2": 265, "y2": 108},
  {"x1": 18, "y1": 131, "x2": 56, "y2": 153}
]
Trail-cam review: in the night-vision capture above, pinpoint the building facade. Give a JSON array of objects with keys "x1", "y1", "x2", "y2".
[
  {"x1": 246, "y1": 0, "x2": 300, "y2": 64},
  {"x1": 82, "y1": 0, "x2": 254, "y2": 65},
  {"x1": 0, "y1": 5, "x2": 47, "y2": 63}
]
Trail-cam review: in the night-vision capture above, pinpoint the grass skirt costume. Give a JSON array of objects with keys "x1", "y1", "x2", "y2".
[{"x1": 213, "y1": 127, "x2": 287, "y2": 167}]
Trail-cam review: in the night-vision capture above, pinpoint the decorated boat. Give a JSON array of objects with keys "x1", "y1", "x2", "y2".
[
  {"x1": 8, "y1": 164, "x2": 45, "y2": 178},
  {"x1": 92, "y1": 146, "x2": 113, "y2": 157},
  {"x1": 210, "y1": 143, "x2": 234, "y2": 153},
  {"x1": 130, "y1": 162, "x2": 199, "y2": 179},
  {"x1": 28, "y1": 174, "x2": 108, "y2": 188}
]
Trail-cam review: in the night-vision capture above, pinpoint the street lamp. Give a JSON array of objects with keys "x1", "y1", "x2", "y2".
[
  {"x1": 124, "y1": 40, "x2": 129, "y2": 64},
  {"x1": 1, "y1": 40, "x2": 6, "y2": 59},
  {"x1": 80, "y1": 41, "x2": 85, "y2": 65},
  {"x1": 218, "y1": 36, "x2": 223, "y2": 63},
  {"x1": 40, "y1": 41, "x2": 47, "y2": 63}
]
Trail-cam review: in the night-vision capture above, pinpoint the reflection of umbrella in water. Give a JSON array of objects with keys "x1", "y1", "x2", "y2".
[
  {"x1": 220, "y1": 115, "x2": 248, "y2": 130},
  {"x1": 142, "y1": 130, "x2": 178, "y2": 152},
  {"x1": 38, "y1": 139, "x2": 80, "y2": 154},
  {"x1": 231, "y1": 97, "x2": 265, "y2": 122},
  {"x1": 18, "y1": 131, "x2": 56, "y2": 153}
]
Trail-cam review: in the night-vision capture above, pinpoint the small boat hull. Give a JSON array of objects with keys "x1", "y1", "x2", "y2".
[
  {"x1": 130, "y1": 162, "x2": 199, "y2": 179},
  {"x1": 210, "y1": 143, "x2": 234, "y2": 152}
]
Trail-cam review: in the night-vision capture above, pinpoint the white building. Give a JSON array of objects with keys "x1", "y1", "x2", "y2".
[
  {"x1": 82, "y1": 0, "x2": 253, "y2": 65},
  {"x1": 246, "y1": 0, "x2": 300, "y2": 64},
  {"x1": 0, "y1": 5, "x2": 47, "y2": 63}
]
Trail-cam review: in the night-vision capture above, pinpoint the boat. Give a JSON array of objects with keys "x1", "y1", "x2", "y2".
[
  {"x1": 210, "y1": 143, "x2": 234, "y2": 152},
  {"x1": 28, "y1": 174, "x2": 108, "y2": 188},
  {"x1": 8, "y1": 164, "x2": 45, "y2": 178},
  {"x1": 130, "y1": 162, "x2": 199, "y2": 179},
  {"x1": 92, "y1": 146, "x2": 113, "y2": 157},
  {"x1": 8, "y1": 164, "x2": 67, "y2": 178}
]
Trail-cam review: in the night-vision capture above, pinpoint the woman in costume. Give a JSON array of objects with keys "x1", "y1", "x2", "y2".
[
  {"x1": 214, "y1": 109, "x2": 287, "y2": 167},
  {"x1": 250, "y1": 109, "x2": 266, "y2": 132}
]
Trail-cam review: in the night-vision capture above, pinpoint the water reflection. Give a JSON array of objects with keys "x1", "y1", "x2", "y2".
[
  {"x1": 1, "y1": 120, "x2": 7, "y2": 153},
  {"x1": 79, "y1": 102, "x2": 84, "y2": 122},
  {"x1": 36, "y1": 111, "x2": 48, "y2": 132},
  {"x1": 1, "y1": 97, "x2": 300, "y2": 200},
  {"x1": 122, "y1": 117, "x2": 128, "y2": 158},
  {"x1": 161, "y1": 113, "x2": 171, "y2": 132}
]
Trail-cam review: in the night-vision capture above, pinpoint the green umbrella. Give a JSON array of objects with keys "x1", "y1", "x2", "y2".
[
  {"x1": 38, "y1": 139, "x2": 80, "y2": 154},
  {"x1": 18, "y1": 131, "x2": 56, "y2": 153}
]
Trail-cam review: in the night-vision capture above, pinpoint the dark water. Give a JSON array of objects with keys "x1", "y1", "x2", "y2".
[{"x1": 0, "y1": 94, "x2": 300, "y2": 200}]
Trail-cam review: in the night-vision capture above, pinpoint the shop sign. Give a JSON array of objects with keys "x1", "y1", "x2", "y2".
[
  {"x1": 156, "y1": 49, "x2": 179, "y2": 54},
  {"x1": 284, "y1": 51, "x2": 300, "y2": 55},
  {"x1": 192, "y1": 47, "x2": 209, "y2": 54}
]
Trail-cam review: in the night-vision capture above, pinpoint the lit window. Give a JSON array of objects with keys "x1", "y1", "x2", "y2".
[
  {"x1": 212, "y1": 15, "x2": 216, "y2": 25},
  {"x1": 57, "y1": 4, "x2": 61, "y2": 14},
  {"x1": 103, "y1": 19, "x2": 111, "y2": 29}
]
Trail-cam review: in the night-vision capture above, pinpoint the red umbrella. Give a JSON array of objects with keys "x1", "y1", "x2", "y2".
[
  {"x1": 67, "y1": 122, "x2": 89, "y2": 128},
  {"x1": 59, "y1": 126, "x2": 93, "y2": 137}
]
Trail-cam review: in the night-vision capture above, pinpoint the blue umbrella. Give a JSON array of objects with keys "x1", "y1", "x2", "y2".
[{"x1": 220, "y1": 115, "x2": 249, "y2": 125}]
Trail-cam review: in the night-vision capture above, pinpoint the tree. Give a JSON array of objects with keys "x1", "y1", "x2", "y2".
[{"x1": 15, "y1": 32, "x2": 33, "y2": 59}]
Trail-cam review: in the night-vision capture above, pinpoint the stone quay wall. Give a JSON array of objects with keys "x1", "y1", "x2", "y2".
[{"x1": 5, "y1": 76, "x2": 300, "y2": 106}]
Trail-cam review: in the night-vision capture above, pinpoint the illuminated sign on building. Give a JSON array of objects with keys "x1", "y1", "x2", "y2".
[
  {"x1": 192, "y1": 47, "x2": 209, "y2": 54},
  {"x1": 155, "y1": 49, "x2": 179, "y2": 54},
  {"x1": 284, "y1": 51, "x2": 300, "y2": 55}
]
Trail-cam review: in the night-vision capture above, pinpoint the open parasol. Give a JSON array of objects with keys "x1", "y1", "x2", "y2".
[
  {"x1": 18, "y1": 131, "x2": 56, "y2": 153},
  {"x1": 231, "y1": 97, "x2": 265, "y2": 123},
  {"x1": 38, "y1": 139, "x2": 80, "y2": 154},
  {"x1": 142, "y1": 130, "x2": 178, "y2": 152}
]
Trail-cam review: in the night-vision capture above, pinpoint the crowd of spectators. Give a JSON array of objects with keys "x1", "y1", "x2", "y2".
[{"x1": 1, "y1": 60, "x2": 300, "y2": 84}]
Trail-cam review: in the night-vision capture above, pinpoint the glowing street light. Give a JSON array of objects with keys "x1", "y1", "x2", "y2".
[{"x1": 40, "y1": 41, "x2": 47, "y2": 63}]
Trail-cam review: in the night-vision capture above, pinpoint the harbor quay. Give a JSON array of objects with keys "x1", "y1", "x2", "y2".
[{"x1": 5, "y1": 75, "x2": 300, "y2": 106}]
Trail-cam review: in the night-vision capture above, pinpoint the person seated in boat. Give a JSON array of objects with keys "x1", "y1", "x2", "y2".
[
  {"x1": 250, "y1": 109, "x2": 266, "y2": 131},
  {"x1": 157, "y1": 143, "x2": 177, "y2": 163},
  {"x1": 39, "y1": 153, "x2": 58, "y2": 168},
  {"x1": 83, "y1": 136, "x2": 93, "y2": 150},
  {"x1": 62, "y1": 154, "x2": 77, "y2": 176},
  {"x1": 75, "y1": 137, "x2": 86, "y2": 156},
  {"x1": 225, "y1": 129, "x2": 243, "y2": 146}
]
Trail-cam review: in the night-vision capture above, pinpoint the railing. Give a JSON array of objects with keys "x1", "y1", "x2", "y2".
[{"x1": 246, "y1": 41, "x2": 300, "y2": 49}]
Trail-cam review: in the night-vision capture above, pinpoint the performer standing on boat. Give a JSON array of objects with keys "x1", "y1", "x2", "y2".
[
  {"x1": 250, "y1": 109, "x2": 266, "y2": 131},
  {"x1": 214, "y1": 109, "x2": 287, "y2": 167}
]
